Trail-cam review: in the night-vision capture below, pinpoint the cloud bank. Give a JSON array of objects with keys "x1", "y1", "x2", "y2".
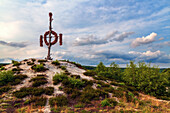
[
  {"x1": 131, "y1": 32, "x2": 157, "y2": 48},
  {"x1": 0, "y1": 40, "x2": 28, "y2": 48},
  {"x1": 74, "y1": 31, "x2": 134, "y2": 46}
]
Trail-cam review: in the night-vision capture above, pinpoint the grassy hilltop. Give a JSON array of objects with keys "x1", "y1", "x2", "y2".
[{"x1": 0, "y1": 59, "x2": 169, "y2": 113}]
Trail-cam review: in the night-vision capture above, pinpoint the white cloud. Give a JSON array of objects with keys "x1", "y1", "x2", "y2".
[{"x1": 131, "y1": 32, "x2": 157, "y2": 48}]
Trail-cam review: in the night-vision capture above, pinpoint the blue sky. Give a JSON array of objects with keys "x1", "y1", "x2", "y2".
[{"x1": 0, "y1": 0, "x2": 170, "y2": 68}]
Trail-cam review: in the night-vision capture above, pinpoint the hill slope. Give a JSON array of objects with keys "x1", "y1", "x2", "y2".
[{"x1": 0, "y1": 58, "x2": 169, "y2": 113}]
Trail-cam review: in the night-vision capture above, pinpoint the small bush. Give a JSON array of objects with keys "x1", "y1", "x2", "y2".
[
  {"x1": 53, "y1": 73, "x2": 68, "y2": 85},
  {"x1": 80, "y1": 86, "x2": 108, "y2": 103},
  {"x1": 0, "y1": 86, "x2": 12, "y2": 95},
  {"x1": 31, "y1": 64, "x2": 48, "y2": 72},
  {"x1": 82, "y1": 79, "x2": 94, "y2": 86},
  {"x1": 70, "y1": 75, "x2": 81, "y2": 79},
  {"x1": 63, "y1": 77, "x2": 85, "y2": 89},
  {"x1": 101, "y1": 98, "x2": 118, "y2": 107},
  {"x1": 0, "y1": 66, "x2": 5, "y2": 70},
  {"x1": 52, "y1": 60, "x2": 60, "y2": 66},
  {"x1": 71, "y1": 89, "x2": 81, "y2": 99},
  {"x1": 32, "y1": 80, "x2": 48, "y2": 87},
  {"x1": 60, "y1": 66, "x2": 67, "y2": 71},
  {"x1": 112, "y1": 90, "x2": 124, "y2": 98},
  {"x1": 31, "y1": 59, "x2": 36, "y2": 62},
  {"x1": 38, "y1": 59, "x2": 47, "y2": 63},
  {"x1": 30, "y1": 96, "x2": 47, "y2": 106},
  {"x1": 101, "y1": 99, "x2": 110, "y2": 107},
  {"x1": 45, "y1": 87, "x2": 54, "y2": 95},
  {"x1": 30, "y1": 76, "x2": 48, "y2": 87},
  {"x1": 74, "y1": 103, "x2": 85, "y2": 108},
  {"x1": 0, "y1": 70, "x2": 14, "y2": 86},
  {"x1": 13, "y1": 87, "x2": 46, "y2": 98},
  {"x1": 27, "y1": 61, "x2": 34, "y2": 65},
  {"x1": 12, "y1": 60, "x2": 21, "y2": 66},
  {"x1": 49, "y1": 95, "x2": 68, "y2": 107},
  {"x1": 83, "y1": 70, "x2": 96, "y2": 76}
]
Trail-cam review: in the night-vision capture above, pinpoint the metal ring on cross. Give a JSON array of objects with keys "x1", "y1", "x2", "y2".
[{"x1": 44, "y1": 31, "x2": 58, "y2": 46}]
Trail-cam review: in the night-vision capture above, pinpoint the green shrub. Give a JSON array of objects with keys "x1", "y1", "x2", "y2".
[
  {"x1": 0, "y1": 66, "x2": 5, "y2": 70},
  {"x1": 30, "y1": 76, "x2": 48, "y2": 87},
  {"x1": 49, "y1": 95, "x2": 68, "y2": 107},
  {"x1": 45, "y1": 87, "x2": 54, "y2": 95},
  {"x1": 74, "y1": 103, "x2": 85, "y2": 108},
  {"x1": 12, "y1": 60, "x2": 21, "y2": 66},
  {"x1": 71, "y1": 89, "x2": 81, "y2": 99},
  {"x1": 101, "y1": 99, "x2": 110, "y2": 107},
  {"x1": 112, "y1": 90, "x2": 124, "y2": 98},
  {"x1": 62, "y1": 77, "x2": 85, "y2": 89},
  {"x1": 80, "y1": 86, "x2": 108, "y2": 103},
  {"x1": 31, "y1": 64, "x2": 48, "y2": 72},
  {"x1": 125, "y1": 91, "x2": 135, "y2": 102},
  {"x1": 30, "y1": 96, "x2": 47, "y2": 106},
  {"x1": 27, "y1": 61, "x2": 34, "y2": 65},
  {"x1": 83, "y1": 70, "x2": 96, "y2": 76},
  {"x1": 11, "y1": 74, "x2": 27, "y2": 85},
  {"x1": 24, "y1": 99, "x2": 31, "y2": 105},
  {"x1": 82, "y1": 79, "x2": 94, "y2": 86},
  {"x1": 14, "y1": 103, "x2": 21, "y2": 107},
  {"x1": 101, "y1": 98, "x2": 118, "y2": 107},
  {"x1": 70, "y1": 75, "x2": 81, "y2": 79},
  {"x1": 13, "y1": 87, "x2": 46, "y2": 98},
  {"x1": 52, "y1": 60, "x2": 60, "y2": 66},
  {"x1": 0, "y1": 86, "x2": 12, "y2": 95},
  {"x1": 103, "y1": 86, "x2": 115, "y2": 93},
  {"x1": 31, "y1": 59, "x2": 36, "y2": 62},
  {"x1": 0, "y1": 70, "x2": 14, "y2": 86},
  {"x1": 60, "y1": 66, "x2": 67, "y2": 71},
  {"x1": 32, "y1": 80, "x2": 48, "y2": 87},
  {"x1": 53, "y1": 73, "x2": 68, "y2": 85},
  {"x1": 38, "y1": 59, "x2": 47, "y2": 63}
]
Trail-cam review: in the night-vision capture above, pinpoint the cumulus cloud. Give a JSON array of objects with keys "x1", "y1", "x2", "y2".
[
  {"x1": 131, "y1": 32, "x2": 157, "y2": 48},
  {"x1": 74, "y1": 31, "x2": 134, "y2": 46},
  {"x1": 0, "y1": 40, "x2": 28, "y2": 48}
]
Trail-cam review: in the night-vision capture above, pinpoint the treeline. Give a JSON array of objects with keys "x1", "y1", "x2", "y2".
[{"x1": 85, "y1": 61, "x2": 169, "y2": 99}]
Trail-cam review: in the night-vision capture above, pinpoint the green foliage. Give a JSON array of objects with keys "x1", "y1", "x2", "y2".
[
  {"x1": 11, "y1": 74, "x2": 28, "y2": 85},
  {"x1": 13, "y1": 87, "x2": 53, "y2": 98},
  {"x1": 0, "y1": 70, "x2": 14, "y2": 86},
  {"x1": 12, "y1": 60, "x2": 21, "y2": 66},
  {"x1": 60, "y1": 66, "x2": 67, "y2": 71},
  {"x1": 109, "y1": 62, "x2": 122, "y2": 81},
  {"x1": 30, "y1": 76, "x2": 48, "y2": 87},
  {"x1": 45, "y1": 87, "x2": 54, "y2": 95},
  {"x1": 62, "y1": 77, "x2": 85, "y2": 89},
  {"x1": 101, "y1": 98, "x2": 118, "y2": 107},
  {"x1": 52, "y1": 59, "x2": 60, "y2": 66},
  {"x1": 38, "y1": 59, "x2": 47, "y2": 63},
  {"x1": 101, "y1": 99, "x2": 110, "y2": 107},
  {"x1": 53, "y1": 73, "x2": 68, "y2": 85},
  {"x1": 80, "y1": 86, "x2": 108, "y2": 103},
  {"x1": 0, "y1": 86, "x2": 12, "y2": 95},
  {"x1": 31, "y1": 64, "x2": 47, "y2": 72},
  {"x1": 74, "y1": 103, "x2": 85, "y2": 108},
  {"x1": 95, "y1": 62, "x2": 106, "y2": 73},
  {"x1": 49, "y1": 95, "x2": 68, "y2": 107},
  {"x1": 123, "y1": 61, "x2": 168, "y2": 96},
  {"x1": 0, "y1": 66, "x2": 5, "y2": 70},
  {"x1": 29, "y1": 96, "x2": 47, "y2": 106},
  {"x1": 83, "y1": 70, "x2": 96, "y2": 76},
  {"x1": 27, "y1": 61, "x2": 34, "y2": 65}
]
